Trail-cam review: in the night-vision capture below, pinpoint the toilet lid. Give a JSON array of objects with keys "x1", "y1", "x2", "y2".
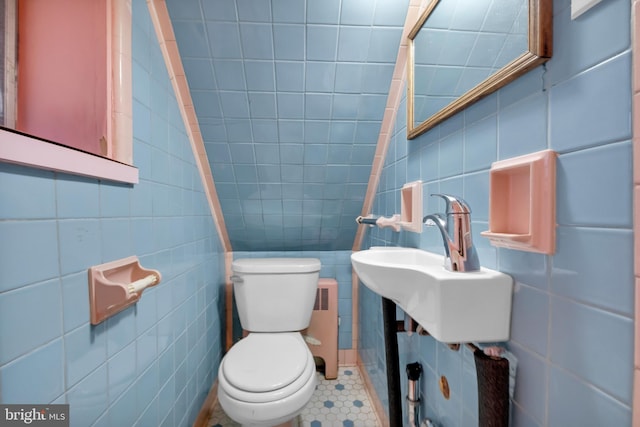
[{"x1": 222, "y1": 333, "x2": 309, "y2": 393}]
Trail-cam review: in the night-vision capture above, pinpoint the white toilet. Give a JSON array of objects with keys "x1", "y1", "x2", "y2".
[{"x1": 217, "y1": 257, "x2": 321, "y2": 427}]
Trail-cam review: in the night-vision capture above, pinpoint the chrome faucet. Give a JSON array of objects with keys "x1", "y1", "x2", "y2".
[{"x1": 423, "y1": 194, "x2": 480, "y2": 272}]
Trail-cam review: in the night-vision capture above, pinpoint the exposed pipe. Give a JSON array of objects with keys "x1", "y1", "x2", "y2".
[
  {"x1": 406, "y1": 362, "x2": 422, "y2": 427},
  {"x1": 382, "y1": 297, "x2": 403, "y2": 427},
  {"x1": 390, "y1": 313, "x2": 510, "y2": 427}
]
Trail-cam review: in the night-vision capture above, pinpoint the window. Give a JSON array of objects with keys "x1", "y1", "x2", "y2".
[{"x1": 0, "y1": 0, "x2": 137, "y2": 184}]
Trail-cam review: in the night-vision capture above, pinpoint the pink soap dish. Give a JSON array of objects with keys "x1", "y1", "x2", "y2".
[
  {"x1": 481, "y1": 149, "x2": 557, "y2": 254},
  {"x1": 88, "y1": 256, "x2": 161, "y2": 325}
]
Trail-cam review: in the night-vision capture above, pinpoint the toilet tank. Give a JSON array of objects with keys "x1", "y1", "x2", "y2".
[{"x1": 231, "y1": 258, "x2": 321, "y2": 332}]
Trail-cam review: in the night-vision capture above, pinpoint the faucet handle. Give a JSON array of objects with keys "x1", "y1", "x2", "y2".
[{"x1": 430, "y1": 193, "x2": 471, "y2": 215}]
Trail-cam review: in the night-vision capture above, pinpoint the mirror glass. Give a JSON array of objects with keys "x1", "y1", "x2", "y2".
[{"x1": 407, "y1": 0, "x2": 551, "y2": 139}]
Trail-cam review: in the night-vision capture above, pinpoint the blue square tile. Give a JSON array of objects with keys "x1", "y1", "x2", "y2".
[
  {"x1": 137, "y1": 326, "x2": 158, "y2": 374},
  {"x1": 0, "y1": 220, "x2": 59, "y2": 291},
  {"x1": 304, "y1": 121, "x2": 331, "y2": 143},
  {"x1": 136, "y1": 361, "x2": 159, "y2": 411},
  {"x1": 355, "y1": 122, "x2": 381, "y2": 143},
  {"x1": 305, "y1": 62, "x2": 336, "y2": 93},
  {"x1": 65, "y1": 322, "x2": 107, "y2": 388},
  {"x1": 374, "y1": 0, "x2": 410, "y2": 26},
  {"x1": 552, "y1": 227, "x2": 633, "y2": 315},
  {"x1": 556, "y1": 142, "x2": 632, "y2": 227},
  {"x1": 497, "y1": 94, "x2": 546, "y2": 160},
  {"x1": 164, "y1": 0, "x2": 200, "y2": 20},
  {"x1": 229, "y1": 143, "x2": 256, "y2": 164},
  {"x1": 277, "y1": 93, "x2": 304, "y2": 119},
  {"x1": 133, "y1": 100, "x2": 152, "y2": 143},
  {"x1": 244, "y1": 61, "x2": 275, "y2": 91},
  {"x1": 207, "y1": 22, "x2": 242, "y2": 59},
  {"x1": 108, "y1": 379, "x2": 138, "y2": 427},
  {"x1": 106, "y1": 307, "x2": 137, "y2": 357},
  {"x1": 191, "y1": 91, "x2": 223, "y2": 118},
  {"x1": 337, "y1": 27, "x2": 370, "y2": 62},
  {"x1": 171, "y1": 21, "x2": 209, "y2": 58},
  {"x1": 213, "y1": 60, "x2": 246, "y2": 90},
  {"x1": 133, "y1": 59, "x2": 151, "y2": 104},
  {"x1": 510, "y1": 284, "x2": 549, "y2": 356},
  {"x1": 307, "y1": 0, "x2": 340, "y2": 24},
  {"x1": 61, "y1": 272, "x2": 91, "y2": 333},
  {"x1": 0, "y1": 339, "x2": 64, "y2": 403},
  {"x1": 101, "y1": 219, "x2": 132, "y2": 263},
  {"x1": 237, "y1": 0, "x2": 271, "y2": 22},
  {"x1": 56, "y1": 175, "x2": 100, "y2": 218},
  {"x1": 0, "y1": 278, "x2": 63, "y2": 364},
  {"x1": 272, "y1": 0, "x2": 305, "y2": 23},
  {"x1": 273, "y1": 24, "x2": 305, "y2": 60},
  {"x1": 108, "y1": 341, "x2": 136, "y2": 401},
  {"x1": 330, "y1": 122, "x2": 356, "y2": 143},
  {"x1": 328, "y1": 146, "x2": 353, "y2": 164},
  {"x1": 334, "y1": 63, "x2": 363, "y2": 93},
  {"x1": 248, "y1": 92, "x2": 277, "y2": 119},
  {"x1": 367, "y1": 27, "x2": 402, "y2": 62},
  {"x1": 252, "y1": 119, "x2": 280, "y2": 142},
  {"x1": 278, "y1": 120, "x2": 304, "y2": 142},
  {"x1": 548, "y1": 0, "x2": 630, "y2": 84},
  {"x1": 58, "y1": 219, "x2": 102, "y2": 275},
  {"x1": 551, "y1": 53, "x2": 631, "y2": 153},
  {"x1": 275, "y1": 61, "x2": 305, "y2": 92},
  {"x1": 332, "y1": 94, "x2": 360, "y2": 120},
  {"x1": 550, "y1": 297, "x2": 633, "y2": 403},
  {"x1": 357, "y1": 94, "x2": 387, "y2": 120},
  {"x1": 254, "y1": 144, "x2": 280, "y2": 164},
  {"x1": 549, "y1": 366, "x2": 631, "y2": 426},
  {"x1": 463, "y1": 114, "x2": 497, "y2": 172},
  {"x1": 220, "y1": 91, "x2": 250, "y2": 118},
  {"x1": 67, "y1": 364, "x2": 108, "y2": 427},
  {"x1": 341, "y1": 0, "x2": 375, "y2": 25},
  {"x1": 0, "y1": 163, "x2": 56, "y2": 219},
  {"x1": 239, "y1": 23, "x2": 274, "y2": 60},
  {"x1": 226, "y1": 119, "x2": 254, "y2": 141},
  {"x1": 306, "y1": 25, "x2": 338, "y2": 61},
  {"x1": 201, "y1": 0, "x2": 237, "y2": 21},
  {"x1": 257, "y1": 165, "x2": 281, "y2": 182},
  {"x1": 361, "y1": 64, "x2": 395, "y2": 94}
]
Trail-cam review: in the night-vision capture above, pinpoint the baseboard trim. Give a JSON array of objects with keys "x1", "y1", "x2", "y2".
[
  {"x1": 192, "y1": 380, "x2": 218, "y2": 427},
  {"x1": 357, "y1": 353, "x2": 389, "y2": 427}
]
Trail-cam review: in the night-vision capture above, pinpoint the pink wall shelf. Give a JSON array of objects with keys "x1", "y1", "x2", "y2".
[
  {"x1": 481, "y1": 149, "x2": 557, "y2": 254},
  {"x1": 88, "y1": 256, "x2": 161, "y2": 325}
]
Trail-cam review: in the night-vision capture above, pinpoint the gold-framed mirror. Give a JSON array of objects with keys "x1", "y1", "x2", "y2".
[{"x1": 407, "y1": 0, "x2": 552, "y2": 139}]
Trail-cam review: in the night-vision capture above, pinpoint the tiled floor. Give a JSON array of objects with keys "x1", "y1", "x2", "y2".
[{"x1": 208, "y1": 366, "x2": 381, "y2": 427}]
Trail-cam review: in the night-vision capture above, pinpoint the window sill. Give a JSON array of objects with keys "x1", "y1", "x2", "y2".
[{"x1": 0, "y1": 128, "x2": 138, "y2": 184}]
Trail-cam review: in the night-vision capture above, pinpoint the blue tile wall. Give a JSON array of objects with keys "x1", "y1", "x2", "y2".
[
  {"x1": 232, "y1": 251, "x2": 353, "y2": 349},
  {"x1": 166, "y1": 0, "x2": 409, "y2": 252},
  {"x1": 358, "y1": 0, "x2": 634, "y2": 426},
  {"x1": 0, "y1": 2, "x2": 225, "y2": 426}
]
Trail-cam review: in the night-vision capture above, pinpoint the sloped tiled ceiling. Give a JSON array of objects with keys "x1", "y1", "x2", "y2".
[{"x1": 165, "y1": 0, "x2": 409, "y2": 251}]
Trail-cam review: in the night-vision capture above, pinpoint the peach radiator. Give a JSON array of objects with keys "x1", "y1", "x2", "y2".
[{"x1": 304, "y1": 278, "x2": 338, "y2": 380}]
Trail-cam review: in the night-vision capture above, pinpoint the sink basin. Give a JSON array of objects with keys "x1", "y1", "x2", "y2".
[{"x1": 351, "y1": 247, "x2": 513, "y2": 343}]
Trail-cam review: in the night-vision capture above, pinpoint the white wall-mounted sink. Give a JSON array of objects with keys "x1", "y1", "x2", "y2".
[{"x1": 351, "y1": 247, "x2": 513, "y2": 343}]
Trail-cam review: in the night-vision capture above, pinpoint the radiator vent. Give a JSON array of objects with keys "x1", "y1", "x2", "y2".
[
  {"x1": 305, "y1": 278, "x2": 338, "y2": 380},
  {"x1": 314, "y1": 287, "x2": 330, "y2": 311}
]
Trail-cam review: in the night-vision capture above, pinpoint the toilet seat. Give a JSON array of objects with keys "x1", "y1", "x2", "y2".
[{"x1": 218, "y1": 332, "x2": 316, "y2": 404}]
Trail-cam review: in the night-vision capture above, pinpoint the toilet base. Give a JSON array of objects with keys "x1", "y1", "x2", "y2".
[{"x1": 241, "y1": 417, "x2": 299, "y2": 427}]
